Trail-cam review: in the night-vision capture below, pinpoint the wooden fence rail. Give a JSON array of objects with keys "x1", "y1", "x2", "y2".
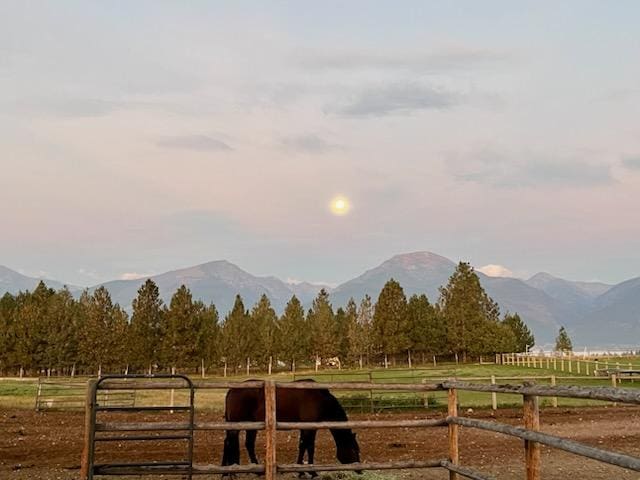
[{"x1": 81, "y1": 376, "x2": 640, "y2": 480}]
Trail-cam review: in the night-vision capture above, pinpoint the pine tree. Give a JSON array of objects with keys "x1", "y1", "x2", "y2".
[
  {"x1": 502, "y1": 313, "x2": 535, "y2": 352},
  {"x1": 438, "y1": 262, "x2": 501, "y2": 362},
  {"x1": 372, "y1": 279, "x2": 409, "y2": 367},
  {"x1": 555, "y1": 326, "x2": 573, "y2": 353},
  {"x1": 307, "y1": 289, "x2": 337, "y2": 367},
  {"x1": 195, "y1": 303, "x2": 220, "y2": 375},
  {"x1": 13, "y1": 282, "x2": 55, "y2": 374},
  {"x1": 221, "y1": 295, "x2": 252, "y2": 373},
  {"x1": 44, "y1": 288, "x2": 79, "y2": 374},
  {"x1": 349, "y1": 295, "x2": 374, "y2": 368},
  {"x1": 162, "y1": 285, "x2": 200, "y2": 371},
  {"x1": 276, "y1": 295, "x2": 308, "y2": 371},
  {"x1": 129, "y1": 279, "x2": 165, "y2": 373},
  {"x1": 78, "y1": 286, "x2": 127, "y2": 375},
  {"x1": 0, "y1": 293, "x2": 17, "y2": 374},
  {"x1": 250, "y1": 294, "x2": 278, "y2": 371},
  {"x1": 407, "y1": 294, "x2": 446, "y2": 361}
]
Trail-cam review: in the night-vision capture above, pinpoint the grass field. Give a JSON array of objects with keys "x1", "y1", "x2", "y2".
[{"x1": 2, "y1": 362, "x2": 639, "y2": 411}]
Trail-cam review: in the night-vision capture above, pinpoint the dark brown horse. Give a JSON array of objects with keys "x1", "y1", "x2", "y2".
[{"x1": 222, "y1": 381, "x2": 360, "y2": 476}]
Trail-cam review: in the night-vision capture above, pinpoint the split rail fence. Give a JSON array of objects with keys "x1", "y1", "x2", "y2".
[{"x1": 80, "y1": 375, "x2": 640, "y2": 480}]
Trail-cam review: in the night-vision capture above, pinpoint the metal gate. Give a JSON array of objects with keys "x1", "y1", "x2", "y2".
[{"x1": 80, "y1": 374, "x2": 195, "y2": 479}]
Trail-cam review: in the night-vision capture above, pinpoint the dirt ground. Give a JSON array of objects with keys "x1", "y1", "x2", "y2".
[{"x1": 2, "y1": 406, "x2": 640, "y2": 480}]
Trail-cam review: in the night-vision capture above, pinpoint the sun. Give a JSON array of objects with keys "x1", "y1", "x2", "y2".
[{"x1": 330, "y1": 196, "x2": 351, "y2": 216}]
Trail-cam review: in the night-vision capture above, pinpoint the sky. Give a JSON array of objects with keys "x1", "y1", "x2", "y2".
[{"x1": 1, "y1": 1, "x2": 640, "y2": 287}]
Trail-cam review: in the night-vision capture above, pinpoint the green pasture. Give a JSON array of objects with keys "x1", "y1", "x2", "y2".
[{"x1": 2, "y1": 362, "x2": 639, "y2": 411}]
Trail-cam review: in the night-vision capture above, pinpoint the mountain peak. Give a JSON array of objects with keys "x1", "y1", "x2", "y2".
[{"x1": 385, "y1": 251, "x2": 456, "y2": 269}]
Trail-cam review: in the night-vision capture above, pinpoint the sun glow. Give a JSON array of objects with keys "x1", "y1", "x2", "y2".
[{"x1": 330, "y1": 196, "x2": 351, "y2": 216}]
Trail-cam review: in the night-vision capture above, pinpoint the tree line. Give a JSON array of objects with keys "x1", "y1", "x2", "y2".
[{"x1": 0, "y1": 262, "x2": 535, "y2": 376}]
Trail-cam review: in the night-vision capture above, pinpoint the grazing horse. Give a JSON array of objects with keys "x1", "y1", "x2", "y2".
[{"x1": 222, "y1": 380, "x2": 360, "y2": 476}]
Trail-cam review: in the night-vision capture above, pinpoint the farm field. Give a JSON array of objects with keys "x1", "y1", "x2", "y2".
[
  {"x1": 3, "y1": 362, "x2": 639, "y2": 411},
  {"x1": 2, "y1": 363, "x2": 640, "y2": 478}
]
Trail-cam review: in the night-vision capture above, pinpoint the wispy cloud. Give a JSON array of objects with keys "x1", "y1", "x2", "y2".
[
  {"x1": 622, "y1": 156, "x2": 640, "y2": 170},
  {"x1": 291, "y1": 47, "x2": 512, "y2": 72},
  {"x1": 448, "y1": 148, "x2": 614, "y2": 188},
  {"x1": 281, "y1": 134, "x2": 342, "y2": 154},
  {"x1": 329, "y1": 83, "x2": 462, "y2": 117},
  {"x1": 157, "y1": 135, "x2": 233, "y2": 152}
]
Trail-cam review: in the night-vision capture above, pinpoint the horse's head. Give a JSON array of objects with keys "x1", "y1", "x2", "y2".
[{"x1": 336, "y1": 430, "x2": 360, "y2": 465}]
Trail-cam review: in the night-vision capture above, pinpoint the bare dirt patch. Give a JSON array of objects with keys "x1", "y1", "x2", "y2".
[{"x1": 2, "y1": 406, "x2": 640, "y2": 479}]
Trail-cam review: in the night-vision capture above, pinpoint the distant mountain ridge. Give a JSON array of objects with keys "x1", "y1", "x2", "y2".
[{"x1": 1, "y1": 252, "x2": 639, "y2": 347}]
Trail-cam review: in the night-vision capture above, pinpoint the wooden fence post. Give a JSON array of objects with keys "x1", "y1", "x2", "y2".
[
  {"x1": 546, "y1": 357, "x2": 549, "y2": 369},
  {"x1": 568, "y1": 359, "x2": 572, "y2": 373},
  {"x1": 491, "y1": 375, "x2": 497, "y2": 410},
  {"x1": 577, "y1": 360, "x2": 581, "y2": 374},
  {"x1": 448, "y1": 386, "x2": 459, "y2": 480},
  {"x1": 586, "y1": 361, "x2": 590, "y2": 376},
  {"x1": 551, "y1": 375, "x2": 558, "y2": 408},
  {"x1": 523, "y1": 384, "x2": 541, "y2": 480},
  {"x1": 611, "y1": 374, "x2": 617, "y2": 407},
  {"x1": 80, "y1": 379, "x2": 98, "y2": 480},
  {"x1": 264, "y1": 380, "x2": 277, "y2": 480}
]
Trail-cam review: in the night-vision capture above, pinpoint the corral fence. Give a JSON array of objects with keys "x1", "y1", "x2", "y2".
[
  {"x1": 501, "y1": 353, "x2": 640, "y2": 379},
  {"x1": 80, "y1": 375, "x2": 640, "y2": 480},
  {"x1": 35, "y1": 377, "x2": 135, "y2": 411}
]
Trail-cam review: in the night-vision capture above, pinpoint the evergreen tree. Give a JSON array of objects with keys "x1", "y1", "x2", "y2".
[
  {"x1": 555, "y1": 326, "x2": 573, "y2": 353},
  {"x1": 78, "y1": 286, "x2": 128, "y2": 375},
  {"x1": 44, "y1": 288, "x2": 79, "y2": 374},
  {"x1": 250, "y1": 294, "x2": 278, "y2": 371},
  {"x1": 438, "y1": 262, "x2": 501, "y2": 362},
  {"x1": 276, "y1": 295, "x2": 308, "y2": 371},
  {"x1": 129, "y1": 279, "x2": 165, "y2": 373},
  {"x1": 13, "y1": 282, "x2": 55, "y2": 373},
  {"x1": 502, "y1": 313, "x2": 535, "y2": 352},
  {"x1": 342, "y1": 298, "x2": 358, "y2": 365},
  {"x1": 0, "y1": 293, "x2": 17, "y2": 374},
  {"x1": 162, "y1": 285, "x2": 200, "y2": 370},
  {"x1": 333, "y1": 306, "x2": 352, "y2": 368},
  {"x1": 307, "y1": 289, "x2": 337, "y2": 366},
  {"x1": 407, "y1": 294, "x2": 446, "y2": 360},
  {"x1": 349, "y1": 295, "x2": 374, "y2": 368},
  {"x1": 372, "y1": 279, "x2": 409, "y2": 367},
  {"x1": 195, "y1": 303, "x2": 221, "y2": 374},
  {"x1": 221, "y1": 295, "x2": 252, "y2": 372}
]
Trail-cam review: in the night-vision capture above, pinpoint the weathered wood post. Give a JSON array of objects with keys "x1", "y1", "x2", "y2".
[
  {"x1": 568, "y1": 359, "x2": 572, "y2": 373},
  {"x1": 80, "y1": 379, "x2": 98, "y2": 480},
  {"x1": 546, "y1": 357, "x2": 549, "y2": 369},
  {"x1": 448, "y1": 385, "x2": 459, "y2": 480},
  {"x1": 586, "y1": 361, "x2": 590, "y2": 376},
  {"x1": 491, "y1": 375, "x2": 497, "y2": 410},
  {"x1": 264, "y1": 380, "x2": 277, "y2": 480},
  {"x1": 523, "y1": 382, "x2": 541, "y2": 480},
  {"x1": 611, "y1": 374, "x2": 618, "y2": 407},
  {"x1": 577, "y1": 360, "x2": 581, "y2": 374},
  {"x1": 551, "y1": 375, "x2": 558, "y2": 408}
]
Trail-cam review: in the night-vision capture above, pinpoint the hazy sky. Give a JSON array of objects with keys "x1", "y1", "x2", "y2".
[{"x1": 2, "y1": 1, "x2": 640, "y2": 286}]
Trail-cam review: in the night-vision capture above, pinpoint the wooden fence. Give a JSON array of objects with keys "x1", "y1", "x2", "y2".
[
  {"x1": 501, "y1": 353, "x2": 640, "y2": 378},
  {"x1": 80, "y1": 376, "x2": 640, "y2": 480}
]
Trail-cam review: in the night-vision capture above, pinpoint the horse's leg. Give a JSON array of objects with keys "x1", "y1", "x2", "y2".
[
  {"x1": 306, "y1": 430, "x2": 318, "y2": 478},
  {"x1": 222, "y1": 430, "x2": 240, "y2": 467},
  {"x1": 245, "y1": 429, "x2": 259, "y2": 464},
  {"x1": 296, "y1": 430, "x2": 308, "y2": 478}
]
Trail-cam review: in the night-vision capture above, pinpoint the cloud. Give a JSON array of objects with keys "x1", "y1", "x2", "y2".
[
  {"x1": 291, "y1": 47, "x2": 512, "y2": 72},
  {"x1": 329, "y1": 83, "x2": 462, "y2": 117},
  {"x1": 448, "y1": 148, "x2": 614, "y2": 188},
  {"x1": 157, "y1": 135, "x2": 233, "y2": 152},
  {"x1": 120, "y1": 272, "x2": 154, "y2": 280},
  {"x1": 478, "y1": 264, "x2": 514, "y2": 278},
  {"x1": 622, "y1": 156, "x2": 640, "y2": 170},
  {"x1": 281, "y1": 134, "x2": 341, "y2": 154}
]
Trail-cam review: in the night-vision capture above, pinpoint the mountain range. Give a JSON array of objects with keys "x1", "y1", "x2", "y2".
[{"x1": 2, "y1": 252, "x2": 639, "y2": 347}]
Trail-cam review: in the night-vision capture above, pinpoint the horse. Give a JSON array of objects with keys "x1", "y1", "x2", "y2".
[{"x1": 222, "y1": 380, "x2": 360, "y2": 476}]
